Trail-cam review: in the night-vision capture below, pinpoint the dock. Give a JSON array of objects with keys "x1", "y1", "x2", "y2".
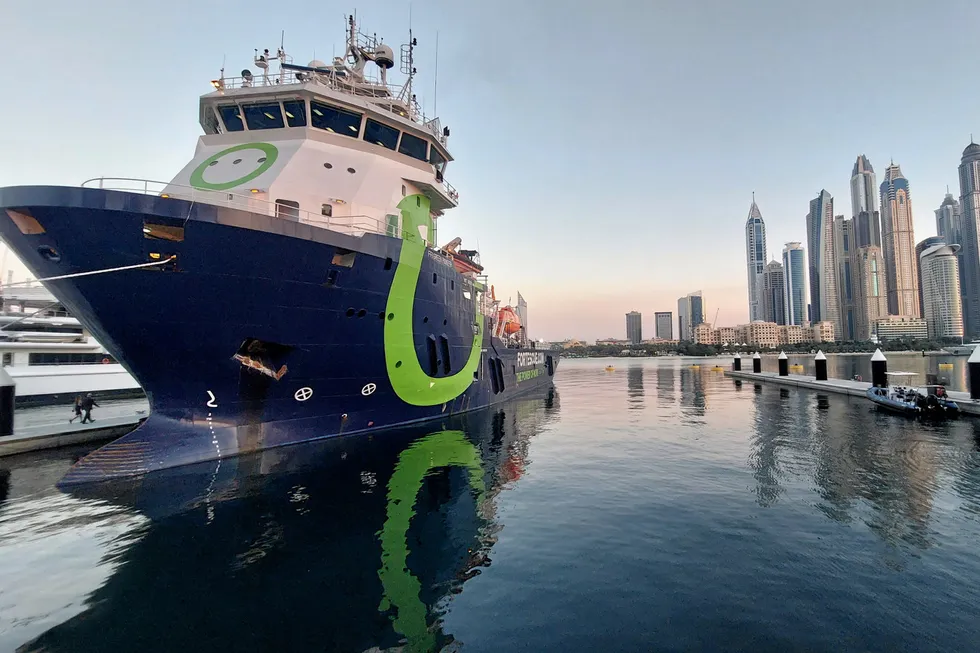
[
  {"x1": 724, "y1": 369, "x2": 980, "y2": 417},
  {"x1": 0, "y1": 398, "x2": 148, "y2": 457}
]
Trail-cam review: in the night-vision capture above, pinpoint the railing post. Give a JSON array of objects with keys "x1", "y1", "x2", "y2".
[
  {"x1": 752, "y1": 352, "x2": 762, "y2": 374},
  {"x1": 733, "y1": 352, "x2": 741, "y2": 371},
  {"x1": 778, "y1": 351, "x2": 789, "y2": 376}
]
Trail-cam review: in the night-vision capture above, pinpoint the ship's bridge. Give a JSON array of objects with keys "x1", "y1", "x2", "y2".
[{"x1": 82, "y1": 22, "x2": 462, "y2": 246}]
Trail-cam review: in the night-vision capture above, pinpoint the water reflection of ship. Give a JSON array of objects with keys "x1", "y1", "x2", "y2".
[
  {"x1": 655, "y1": 365, "x2": 676, "y2": 406},
  {"x1": 19, "y1": 388, "x2": 559, "y2": 653},
  {"x1": 679, "y1": 366, "x2": 706, "y2": 416}
]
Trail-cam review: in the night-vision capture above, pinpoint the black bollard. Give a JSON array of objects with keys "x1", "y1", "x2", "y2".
[
  {"x1": 733, "y1": 353, "x2": 742, "y2": 372},
  {"x1": 0, "y1": 366, "x2": 14, "y2": 437},
  {"x1": 871, "y1": 348, "x2": 888, "y2": 388},
  {"x1": 752, "y1": 352, "x2": 762, "y2": 374},
  {"x1": 969, "y1": 347, "x2": 980, "y2": 400},
  {"x1": 778, "y1": 351, "x2": 789, "y2": 376},
  {"x1": 814, "y1": 350, "x2": 828, "y2": 381}
]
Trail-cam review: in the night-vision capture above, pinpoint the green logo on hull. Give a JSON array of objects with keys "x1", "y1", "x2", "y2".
[{"x1": 384, "y1": 194, "x2": 483, "y2": 406}]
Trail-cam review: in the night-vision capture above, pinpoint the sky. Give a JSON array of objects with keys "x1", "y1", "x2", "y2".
[{"x1": 2, "y1": 0, "x2": 979, "y2": 342}]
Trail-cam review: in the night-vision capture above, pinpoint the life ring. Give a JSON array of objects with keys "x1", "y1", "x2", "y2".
[{"x1": 102, "y1": 358, "x2": 110, "y2": 364}]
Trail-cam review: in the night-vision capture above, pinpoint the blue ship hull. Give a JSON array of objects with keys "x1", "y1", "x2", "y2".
[{"x1": 0, "y1": 186, "x2": 558, "y2": 482}]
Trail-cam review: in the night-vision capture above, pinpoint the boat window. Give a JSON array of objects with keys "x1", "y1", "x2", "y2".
[
  {"x1": 203, "y1": 108, "x2": 221, "y2": 135},
  {"x1": 218, "y1": 105, "x2": 245, "y2": 132},
  {"x1": 364, "y1": 119, "x2": 399, "y2": 150},
  {"x1": 321, "y1": 203, "x2": 332, "y2": 217},
  {"x1": 243, "y1": 103, "x2": 285, "y2": 130},
  {"x1": 282, "y1": 100, "x2": 307, "y2": 127},
  {"x1": 2, "y1": 353, "x2": 10, "y2": 366},
  {"x1": 398, "y1": 132, "x2": 428, "y2": 161},
  {"x1": 310, "y1": 101, "x2": 361, "y2": 137},
  {"x1": 275, "y1": 199, "x2": 300, "y2": 219},
  {"x1": 428, "y1": 147, "x2": 447, "y2": 172}
]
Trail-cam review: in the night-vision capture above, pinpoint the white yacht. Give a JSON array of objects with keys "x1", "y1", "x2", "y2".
[{"x1": 0, "y1": 284, "x2": 142, "y2": 406}]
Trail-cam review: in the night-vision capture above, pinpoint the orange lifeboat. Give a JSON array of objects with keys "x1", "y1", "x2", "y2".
[{"x1": 497, "y1": 305, "x2": 522, "y2": 335}]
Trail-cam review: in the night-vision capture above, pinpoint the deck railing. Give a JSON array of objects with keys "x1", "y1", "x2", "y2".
[{"x1": 80, "y1": 177, "x2": 400, "y2": 239}]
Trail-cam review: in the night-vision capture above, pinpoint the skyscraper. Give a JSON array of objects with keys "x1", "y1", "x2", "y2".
[
  {"x1": 849, "y1": 245, "x2": 888, "y2": 341},
  {"x1": 625, "y1": 311, "x2": 642, "y2": 344},
  {"x1": 761, "y1": 260, "x2": 785, "y2": 325},
  {"x1": 958, "y1": 140, "x2": 980, "y2": 337},
  {"x1": 744, "y1": 195, "x2": 768, "y2": 322},
  {"x1": 654, "y1": 311, "x2": 673, "y2": 340},
  {"x1": 919, "y1": 241, "x2": 964, "y2": 340},
  {"x1": 834, "y1": 215, "x2": 855, "y2": 340},
  {"x1": 936, "y1": 190, "x2": 963, "y2": 245},
  {"x1": 782, "y1": 242, "x2": 807, "y2": 326},
  {"x1": 915, "y1": 236, "x2": 947, "y2": 319},
  {"x1": 880, "y1": 162, "x2": 920, "y2": 317},
  {"x1": 806, "y1": 190, "x2": 841, "y2": 338},
  {"x1": 851, "y1": 155, "x2": 882, "y2": 248},
  {"x1": 677, "y1": 291, "x2": 705, "y2": 341}
]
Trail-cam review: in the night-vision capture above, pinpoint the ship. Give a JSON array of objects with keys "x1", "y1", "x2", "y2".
[{"x1": 0, "y1": 16, "x2": 558, "y2": 483}]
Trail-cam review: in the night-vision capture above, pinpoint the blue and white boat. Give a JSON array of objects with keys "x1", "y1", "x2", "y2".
[
  {"x1": 866, "y1": 372, "x2": 959, "y2": 418},
  {"x1": 0, "y1": 16, "x2": 558, "y2": 483}
]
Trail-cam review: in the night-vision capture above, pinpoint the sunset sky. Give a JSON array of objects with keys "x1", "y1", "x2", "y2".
[{"x1": 2, "y1": 0, "x2": 978, "y2": 342}]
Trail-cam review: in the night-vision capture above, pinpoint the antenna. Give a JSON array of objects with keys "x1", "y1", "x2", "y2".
[{"x1": 433, "y1": 31, "x2": 439, "y2": 117}]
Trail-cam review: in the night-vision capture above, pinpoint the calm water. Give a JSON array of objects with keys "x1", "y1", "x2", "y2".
[{"x1": 2, "y1": 358, "x2": 980, "y2": 652}]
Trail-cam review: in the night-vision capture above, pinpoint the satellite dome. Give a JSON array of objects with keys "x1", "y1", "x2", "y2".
[
  {"x1": 307, "y1": 60, "x2": 327, "y2": 69},
  {"x1": 374, "y1": 44, "x2": 395, "y2": 69}
]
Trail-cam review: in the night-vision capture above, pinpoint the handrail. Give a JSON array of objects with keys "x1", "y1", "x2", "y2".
[{"x1": 80, "y1": 177, "x2": 401, "y2": 239}]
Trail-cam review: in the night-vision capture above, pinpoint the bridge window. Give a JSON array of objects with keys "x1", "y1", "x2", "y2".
[
  {"x1": 398, "y1": 132, "x2": 428, "y2": 161},
  {"x1": 243, "y1": 103, "x2": 285, "y2": 130},
  {"x1": 282, "y1": 100, "x2": 307, "y2": 127},
  {"x1": 218, "y1": 105, "x2": 245, "y2": 132},
  {"x1": 429, "y1": 147, "x2": 447, "y2": 173},
  {"x1": 364, "y1": 119, "x2": 399, "y2": 150},
  {"x1": 311, "y1": 101, "x2": 361, "y2": 136}
]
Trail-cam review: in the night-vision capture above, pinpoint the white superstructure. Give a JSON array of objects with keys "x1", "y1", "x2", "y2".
[{"x1": 86, "y1": 16, "x2": 457, "y2": 245}]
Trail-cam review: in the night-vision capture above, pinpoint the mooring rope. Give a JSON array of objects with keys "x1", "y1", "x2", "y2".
[{"x1": 0, "y1": 256, "x2": 177, "y2": 291}]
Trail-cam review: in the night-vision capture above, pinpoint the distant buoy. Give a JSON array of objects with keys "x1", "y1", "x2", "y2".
[
  {"x1": 605, "y1": 366, "x2": 615, "y2": 372},
  {"x1": 690, "y1": 364, "x2": 700, "y2": 369},
  {"x1": 102, "y1": 358, "x2": 110, "y2": 364},
  {"x1": 711, "y1": 366, "x2": 724, "y2": 372}
]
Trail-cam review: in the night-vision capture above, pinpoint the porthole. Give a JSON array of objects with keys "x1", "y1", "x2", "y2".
[
  {"x1": 257, "y1": 157, "x2": 267, "y2": 163},
  {"x1": 347, "y1": 167, "x2": 356, "y2": 174},
  {"x1": 345, "y1": 308, "x2": 355, "y2": 317},
  {"x1": 323, "y1": 162, "x2": 333, "y2": 169},
  {"x1": 387, "y1": 313, "x2": 395, "y2": 320},
  {"x1": 401, "y1": 184, "x2": 406, "y2": 197},
  {"x1": 233, "y1": 158, "x2": 242, "y2": 164},
  {"x1": 443, "y1": 319, "x2": 448, "y2": 325},
  {"x1": 208, "y1": 160, "x2": 218, "y2": 167},
  {"x1": 395, "y1": 360, "x2": 402, "y2": 368},
  {"x1": 37, "y1": 245, "x2": 61, "y2": 263},
  {"x1": 357, "y1": 309, "x2": 366, "y2": 318},
  {"x1": 423, "y1": 317, "x2": 429, "y2": 323},
  {"x1": 378, "y1": 312, "x2": 386, "y2": 320}
]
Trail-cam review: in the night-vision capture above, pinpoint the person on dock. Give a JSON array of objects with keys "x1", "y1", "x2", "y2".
[
  {"x1": 80, "y1": 394, "x2": 99, "y2": 424},
  {"x1": 68, "y1": 396, "x2": 83, "y2": 424}
]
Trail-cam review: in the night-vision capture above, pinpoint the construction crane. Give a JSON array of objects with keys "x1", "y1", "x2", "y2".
[{"x1": 713, "y1": 308, "x2": 720, "y2": 329}]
